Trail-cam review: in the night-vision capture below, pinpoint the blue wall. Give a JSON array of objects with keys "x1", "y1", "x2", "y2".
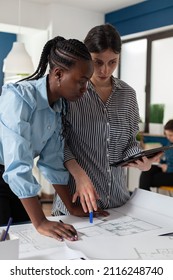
[
  {"x1": 0, "y1": 32, "x2": 16, "y2": 91},
  {"x1": 143, "y1": 135, "x2": 168, "y2": 146},
  {"x1": 105, "y1": 0, "x2": 173, "y2": 36}
]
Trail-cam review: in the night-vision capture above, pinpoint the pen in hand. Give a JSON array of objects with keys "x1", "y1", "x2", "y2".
[
  {"x1": 59, "y1": 220, "x2": 78, "y2": 240},
  {"x1": 89, "y1": 211, "x2": 93, "y2": 223}
]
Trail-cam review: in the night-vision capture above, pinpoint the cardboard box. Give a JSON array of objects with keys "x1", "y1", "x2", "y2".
[{"x1": 0, "y1": 232, "x2": 19, "y2": 259}]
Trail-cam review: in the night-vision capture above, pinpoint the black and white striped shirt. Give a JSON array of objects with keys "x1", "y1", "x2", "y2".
[{"x1": 52, "y1": 77, "x2": 141, "y2": 215}]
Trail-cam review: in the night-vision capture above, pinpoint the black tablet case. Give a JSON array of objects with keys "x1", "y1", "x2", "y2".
[{"x1": 111, "y1": 145, "x2": 173, "y2": 167}]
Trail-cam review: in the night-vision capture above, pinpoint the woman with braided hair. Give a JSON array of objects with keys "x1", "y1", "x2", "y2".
[{"x1": 0, "y1": 35, "x2": 93, "y2": 240}]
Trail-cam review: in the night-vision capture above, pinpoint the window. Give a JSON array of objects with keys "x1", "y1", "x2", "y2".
[
  {"x1": 120, "y1": 39, "x2": 147, "y2": 123},
  {"x1": 120, "y1": 29, "x2": 173, "y2": 132},
  {"x1": 151, "y1": 36, "x2": 173, "y2": 123}
]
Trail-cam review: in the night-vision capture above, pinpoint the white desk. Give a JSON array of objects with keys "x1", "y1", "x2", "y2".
[{"x1": 1, "y1": 189, "x2": 173, "y2": 260}]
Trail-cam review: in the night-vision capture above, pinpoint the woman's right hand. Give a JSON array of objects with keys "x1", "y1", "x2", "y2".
[
  {"x1": 73, "y1": 171, "x2": 100, "y2": 213},
  {"x1": 69, "y1": 204, "x2": 110, "y2": 217},
  {"x1": 65, "y1": 159, "x2": 99, "y2": 213},
  {"x1": 21, "y1": 196, "x2": 78, "y2": 242}
]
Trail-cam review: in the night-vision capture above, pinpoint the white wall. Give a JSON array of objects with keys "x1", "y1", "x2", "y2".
[
  {"x1": 0, "y1": 0, "x2": 47, "y2": 30},
  {"x1": 0, "y1": 0, "x2": 104, "y2": 69},
  {"x1": 49, "y1": 3, "x2": 104, "y2": 40}
]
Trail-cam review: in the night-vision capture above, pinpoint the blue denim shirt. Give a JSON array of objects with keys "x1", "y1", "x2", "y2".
[{"x1": 0, "y1": 76, "x2": 69, "y2": 198}]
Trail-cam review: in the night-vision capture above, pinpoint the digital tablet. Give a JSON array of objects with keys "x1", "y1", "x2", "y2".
[{"x1": 111, "y1": 145, "x2": 173, "y2": 167}]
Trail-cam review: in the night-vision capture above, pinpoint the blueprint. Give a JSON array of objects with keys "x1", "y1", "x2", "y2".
[
  {"x1": 3, "y1": 189, "x2": 173, "y2": 259},
  {"x1": 65, "y1": 189, "x2": 173, "y2": 259},
  {"x1": 77, "y1": 214, "x2": 160, "y2": 237},
  {"x1": 9, "y1": 223, "x2": 87, "y2": 260}
]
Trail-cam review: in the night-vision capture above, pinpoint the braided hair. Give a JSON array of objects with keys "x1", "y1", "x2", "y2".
[
  {"x1": 19, "y1": 35, "x2": 92, "y2": 82},
  {"x1": 18, "y1": 36, "x2": 92, "y2": 139}
]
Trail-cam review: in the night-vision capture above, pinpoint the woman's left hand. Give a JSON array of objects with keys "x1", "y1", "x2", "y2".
[{"x1": 127, "y1": 152, "x2": 163, "y2": 171}]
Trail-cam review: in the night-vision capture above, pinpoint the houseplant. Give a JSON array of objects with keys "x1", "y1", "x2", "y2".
[{"x1": 149, "y1": 103, "x2": 165, "y2": 135}]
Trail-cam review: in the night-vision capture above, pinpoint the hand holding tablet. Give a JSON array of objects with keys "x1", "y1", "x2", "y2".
[{"x1": 111, "y1": 145, "x2": 173, "y2": 167}]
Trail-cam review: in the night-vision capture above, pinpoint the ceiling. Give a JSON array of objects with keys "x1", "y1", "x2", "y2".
[{"x1": 29, "y1": 0, "x2": 146, "y2": 13}]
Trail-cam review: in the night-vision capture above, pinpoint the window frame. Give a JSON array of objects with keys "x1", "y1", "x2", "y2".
[{"x1": 121, "y1": 29, "x2": 173, "y2": 132}]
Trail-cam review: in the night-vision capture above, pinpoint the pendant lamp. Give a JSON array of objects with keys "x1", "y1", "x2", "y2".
[
  {"x1": 3, "y1": 42, "x2": 34, "y2": 74},
  {"x1": 2, "y1": 0, "x2": 34, "y2": 75}
]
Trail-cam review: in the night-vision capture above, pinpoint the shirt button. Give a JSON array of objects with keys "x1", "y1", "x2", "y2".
[{"x1": 47, "y1": 125, "x2": 51, "y2": 130}]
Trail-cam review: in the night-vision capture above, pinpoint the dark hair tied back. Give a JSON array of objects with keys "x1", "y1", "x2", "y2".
[{"x1": 84, "y1": 23, "x2": 122, "y2": 54}]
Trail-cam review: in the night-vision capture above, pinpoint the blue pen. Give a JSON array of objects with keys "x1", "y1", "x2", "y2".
[
  {"x1": 89, "y1": 211, "x2": 93, "y2": 223},
  {"x1": 2, "y1": 217, "x2": 13, "y2": 241}
]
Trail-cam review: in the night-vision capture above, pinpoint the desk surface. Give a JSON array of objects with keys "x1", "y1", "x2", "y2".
[{"x1": 1, "y1": 189, "x2": 173, "y2": 260}]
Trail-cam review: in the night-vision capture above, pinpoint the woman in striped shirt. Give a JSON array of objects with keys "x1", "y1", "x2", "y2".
[{"x1": 52, "y1": 24, "x2": 161, "y2": 217}]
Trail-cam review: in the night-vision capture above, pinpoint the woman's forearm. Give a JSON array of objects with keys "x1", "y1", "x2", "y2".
[
  {"x1": 20, "y1": 196, "x2": 46, "y2": 228},
  {"x1": 65, "y1": 159, "x2": 86, "y2": 181}
]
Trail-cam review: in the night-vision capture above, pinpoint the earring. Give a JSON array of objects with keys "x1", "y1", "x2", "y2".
[
  {"x1": 57, "y1": 78, "x2": 61, "y2": 87},
  {"x1": 56, "y1": 75, "x2": 61, "y2": 87}
]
